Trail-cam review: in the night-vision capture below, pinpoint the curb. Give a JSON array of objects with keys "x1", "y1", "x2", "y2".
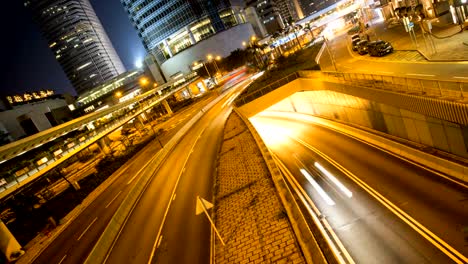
[
  {"x1": 234, "y1": 108, "x2": 328, "y2": 264},
  {"x1": 16, "y1": 150, "x2": 137, "y2": 264},
  {"x1": 84, "y1": 88, "x2": 233, "y2": 263}
]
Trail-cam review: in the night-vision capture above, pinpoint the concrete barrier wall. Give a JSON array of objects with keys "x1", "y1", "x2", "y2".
[
  {"x1": 234, "y1": 109, "x2": 328, "y2": 264},
  {"x1": 239, "y1": 76, "x2": 468, "y2": 159},
  {"x1": 263, "y1": 111, "x2": 468, "y2": 183}
]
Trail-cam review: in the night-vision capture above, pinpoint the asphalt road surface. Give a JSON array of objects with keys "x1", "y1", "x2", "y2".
[
  {"x1": 99, "y1": 80, "x2": 249, "y2": 263},
  {"x1": 251, "y1": 112, "x2": 468, "y2": 264},
  {"x1": 32, "y1": 93, "x2": 218, "y2": 264},
  {"x1": 320, "y1": 32, "x2": 468, "y2": 80}
]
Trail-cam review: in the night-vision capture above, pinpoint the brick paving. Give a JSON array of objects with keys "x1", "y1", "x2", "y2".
[{"x1": 214, "y1": 111, "x2": 306, "y2": 264}]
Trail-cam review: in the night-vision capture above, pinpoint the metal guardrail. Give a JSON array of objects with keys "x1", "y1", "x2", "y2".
[
  {"x1": 235, "y1": 72, "x2": 300, "y2": 106},
  {"x1": 320, "y1": 71, "x2": 468, "y2": 102}
]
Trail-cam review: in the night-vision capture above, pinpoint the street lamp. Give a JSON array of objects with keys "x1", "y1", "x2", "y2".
[
  {"x1": 193, "y1": 61, "x2": 211, "y2": 78},
  {"x1": 139, "y1": 77, "x2": 149, "y2": 86},
  {"x1": 207, "y1": 54, "x2": 220, "y2": 73}
]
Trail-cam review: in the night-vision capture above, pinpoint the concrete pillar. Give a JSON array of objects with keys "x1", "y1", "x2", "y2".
[
  {"x1": 97, "y1": 137, "x2": 111, "y2": 155},
  {"x1": 0, "y1": 220, "x2": 23, "y2": 262},
  {"x1": 186, "y1": 87, "x2": 194, "y2": 98},
  {"x1": 163, "y1": 39, "x2": 173, "y2": 57},
  {"x1": 162, "y1": 99, "x2": 173, "y2": 115},
  {"x1": 187, "y1": 26, "x2": 196, "y2": 44}
]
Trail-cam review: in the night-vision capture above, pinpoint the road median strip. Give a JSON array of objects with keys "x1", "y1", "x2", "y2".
[{"x1": 85, "y1": 89, "x2": 230, "y2": 263}]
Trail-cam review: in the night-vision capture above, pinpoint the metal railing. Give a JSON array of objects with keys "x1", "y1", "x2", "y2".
[
  {"x1": 0, "y1": 73, "x2": 200, "y2": 195},
  {"x1": 320, "y1": 71, "x2": 468, "y2": 102},
  {"x1": 235, "y1": 72, "x2": 300, "y2": 106}
]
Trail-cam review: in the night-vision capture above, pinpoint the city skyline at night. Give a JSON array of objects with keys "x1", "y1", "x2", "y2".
[{"x1": 0, "y1": 1, "x2": 145, "y2": 97}]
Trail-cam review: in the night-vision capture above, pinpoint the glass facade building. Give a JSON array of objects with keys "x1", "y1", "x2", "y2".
[
  {"x1": 121, "y1": 0, "x2": 246, "y2": 65},
  {"x1": 25, "y1": 0, "x2": 126, "y2": 96}
]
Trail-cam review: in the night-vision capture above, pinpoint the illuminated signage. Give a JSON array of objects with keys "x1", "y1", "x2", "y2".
[{"x1": 5, "y1": 90, "x2": 55, "y2": 106}]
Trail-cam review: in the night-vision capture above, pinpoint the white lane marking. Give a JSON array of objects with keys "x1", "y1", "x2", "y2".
[
  {"x1": 156, "y1": 236, "x2": 163, "y2": 249},
  {"x1": 172, "y1": 194, "x2": 176, "y2": 201},
  {"x1": 300, "y1": 169, "x2": 335, "y2": 206},
  {"x1": 274, "y1": 155, "x2": 354, "y2": 264},
  {"x1": 77, "y1": 217, "x2": 98, "y2": 241},
  {"x1": 127, "y1": 174, "x2": 139, "y2": 185},
  {"x1": 315, "y1": 162, "x2": 353, "y2": 198},
  {"x1": 58, "y1": 254, "x2": 67, "y2": 264},
  {"x1": 105, "y1": 191, "x2": 122, "y2": 208},
  {"x1": 296, "y1": 137, "x2": 468, "y2": 264},
  {"x1": 406, "y1": 73, "x2": 435, "y2": 77},
  {"x1": 147, "y1": 127, "x2": 207, "y2": 264},
  {"x1": 453, "y1": 76, "x2": 468, "y2": 79}
]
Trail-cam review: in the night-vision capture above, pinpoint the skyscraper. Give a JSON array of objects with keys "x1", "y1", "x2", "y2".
[
  {"x1": 121, "y1": 0, "x2": 255, "y2": 79},
  {"x1": 25, "y1": 0, "x2": 126, "y2": 96}
]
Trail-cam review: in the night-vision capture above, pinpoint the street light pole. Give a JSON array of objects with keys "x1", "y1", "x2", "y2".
[
  {"x1": 203, "y1": 62, "x2": 212, "y2": 78},
  {"x1": 324, "y1": 37, "x2": 338, "y2": 72}
]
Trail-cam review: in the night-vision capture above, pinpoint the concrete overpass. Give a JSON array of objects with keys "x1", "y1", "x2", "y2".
[{"x1": 236, "y1": 70, "x2": 468, "y2": 170}]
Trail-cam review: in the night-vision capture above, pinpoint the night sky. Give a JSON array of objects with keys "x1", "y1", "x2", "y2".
[{"x1": 0, "y1": 1, "x2": 146, "y2": 97}]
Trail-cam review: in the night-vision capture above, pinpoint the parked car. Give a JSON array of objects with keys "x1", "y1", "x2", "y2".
[
  {"x1": 351, "y1": 34, "x2": 360, "y2": 41},
  {"x1": 356, "y1": 40, "x2": 368, "y2": 55},
  {"x1": 367, "y1": 40, "x2": 394, "y2": 57},
  {"x1": 351, "y1": 37, "x2": 361, "y2": 51}
]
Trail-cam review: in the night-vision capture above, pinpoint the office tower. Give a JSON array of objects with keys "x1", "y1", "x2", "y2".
[
  {"x1": 121, "y1": 0, "x2": 255, "y2": 78},
  {"x1": 25, "y1": 0, "x2": 126, "y2": 95},
  {"x1": 245, "y1": 0, "x2": 285, "y2": 34},
  {"x1": 299, "y1": 0, "x2": 343, "y2": 17}
]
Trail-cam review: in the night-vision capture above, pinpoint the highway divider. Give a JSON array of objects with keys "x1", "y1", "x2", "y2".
[
  {"x1": 85, "y1": 91, "x2": 230, "y2": 263},
  {"x1": 234, "y1": 108, "x2": 330, "y2": 264}
]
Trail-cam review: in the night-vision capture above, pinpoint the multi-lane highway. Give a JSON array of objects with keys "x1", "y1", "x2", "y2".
[
  {"x1": 31, "y1": 92, "x2": 218, "y2": 264},
  {"x1": 251, "y1": 112, "x2": 468, "y2": 263},
  {"x1": 31, "y1": 77, "x2": 250, "y2": 264},
  {"x1": 100, "y1": 80, "x2": 247, "y2": 263}
]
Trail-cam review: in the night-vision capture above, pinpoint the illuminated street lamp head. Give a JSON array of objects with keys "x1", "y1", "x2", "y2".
[
  {"x1": 115, "y1": 91, "x2": 122, "y2": 98},
  {"x1": 139, "y1": 77, "x2": 149, "y2": 86},
  {"x1": 135, "y1": 59, "x2": 143, "y2": 69},
  {"x1": 207, "y1": 54, "x2": 213, "y2": 61},
  {"x1": 215, "y1": 55, "x2": 221, "y2": 61},
  {"x1": 242, "y1": 41, "x2": 246, "y2": 46},
  {"x1": 251, "y1": 36, "x2": 257, "y2": 41},
  {"x1": 193, "y1": 61, "x2": 198, "y2": 66}
]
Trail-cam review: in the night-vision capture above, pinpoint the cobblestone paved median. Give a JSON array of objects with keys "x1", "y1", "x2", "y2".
[{"x1": 214, "y1": 111, "x2": 306, "y2": 264}]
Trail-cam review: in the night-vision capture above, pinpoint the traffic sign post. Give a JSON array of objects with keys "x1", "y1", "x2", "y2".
[{"x1": 196, "y1": 196, "x2": 225, "y2": 246}]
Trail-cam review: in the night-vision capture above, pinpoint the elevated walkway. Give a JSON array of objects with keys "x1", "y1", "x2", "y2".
[{"x1": 0, "y1": 73, "x2": 201, "y2": 199}]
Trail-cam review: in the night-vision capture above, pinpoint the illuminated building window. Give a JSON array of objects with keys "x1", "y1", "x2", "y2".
[{"x1": 76, "y1": 62, "x2": 92, "y2": 71}]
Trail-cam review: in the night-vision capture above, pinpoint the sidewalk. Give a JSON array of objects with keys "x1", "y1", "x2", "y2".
[
  {"x1": 366, "y1": 18, "x2": 468, "y2": 61},
  {"x1": 215, "y1": 111, "x2": 306, "y2": 263}
]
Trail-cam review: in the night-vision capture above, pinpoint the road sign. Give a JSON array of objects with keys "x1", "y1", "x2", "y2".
[
  {"x1": 195, "y1": 196, "x2": 225, "y2": 245},
  {"x1": 196, "y1": 196, "x2": 213, "y2": 215}
]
